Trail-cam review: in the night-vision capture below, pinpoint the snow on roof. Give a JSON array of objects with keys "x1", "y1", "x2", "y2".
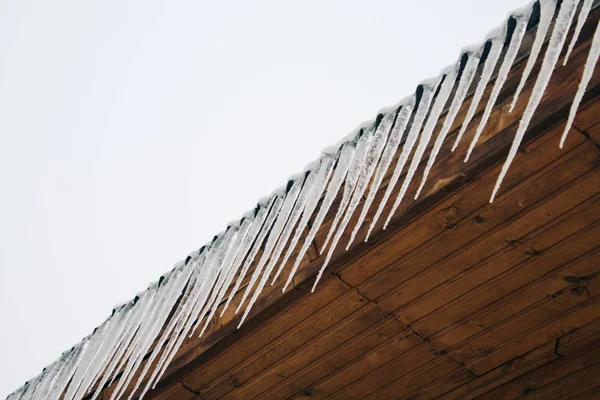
[{"x1": 8, "y1": 0, "x2": 600, "y2": 399}]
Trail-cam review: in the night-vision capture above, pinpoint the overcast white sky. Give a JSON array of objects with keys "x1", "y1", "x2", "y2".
[{"x1": 0, "y1": 0, "x2": 527, "y2": 397}]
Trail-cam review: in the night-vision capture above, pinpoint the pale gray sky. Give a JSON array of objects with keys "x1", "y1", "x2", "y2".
[{"x1": 0, "y1": 0, "x2": 526, "y2": 396}]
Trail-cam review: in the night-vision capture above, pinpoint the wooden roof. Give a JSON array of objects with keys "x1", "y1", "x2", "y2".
[
  {"x1": 9, "y1": 1, "x2": 600, "y2": 399},
  {"x1": 98, "y1": 5, "x2": 600, "y2": 400}
]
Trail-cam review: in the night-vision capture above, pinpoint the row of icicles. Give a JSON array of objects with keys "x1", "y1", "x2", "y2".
[{"x1": 8, "y1": 0, "x2": 600, "y2": 399}]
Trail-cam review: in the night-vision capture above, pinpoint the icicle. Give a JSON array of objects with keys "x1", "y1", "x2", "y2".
[
  {"x1": 196, "y1": 226, "x2": 246, "y2": 336},
  {"x1": 256, "y1": 154, "x2": 332, "y2": 295},
  {"x1": 105, "y1": 285, "x2": 160, "y2": 400},
  {"x1": 73, "y1": 305, "x2": 134, "y2": 400},
  {"x1": 276, "y1": 155, "x2": 335, "y2": 292},
  {"x1": 220, "y1": 199, "x2": 275, "y2": 315},
  {"x1": 564, "y1": 0, "x2": 593, "y2": 64},
  {"x1": 284, "y1": 144, "x2": 354, "y2": 294},
  {"x1": 47, "y1": 342, "x2": 87, "y2": 400},
  {"x1": 367, "y1": 78, "x2": 440, "y2": 239},
  {"x1": 242, "y1": 159, "x2": 334, "y2": 324},
  {"x1": 114, "y1": 268, "x2": 191, "y2": 400},
  {"x1": 510, "y1": 0, "x2": 557, "y2": 112},
  {"x1": 189, "y1": 228, "x2": 241, "y2": 336},
  {"x1": 87, "y1": 305, "x2": 134, "y2": 392},
  {"x1": 142, "y1": 267, "x2": 204, "y2": 392},
  {"x1": 231, "y1": 196, "x2": 284, "y2": 315},
  {"x1": 465, "y1": 7, "x2": 532, "y2": 162},
  {"x1": 138, "y1": 266, "x2": 210, "y2": 400},
  {"x1": 90, "y1": 303, "x2": 138, "y2": 400},
  {"x1": 28, "y1": 360, "x2": 61, "y2": 400},
  {"x1": 106, "y1": 286, "x2": 159, "y2": 387},
  {"x1": 384, "y1": 67, "x2": 458, "y2": 229},
  {"x1": 355, "y1": 101, "x2": 414, "y2": 243},
  {"x1": 452, "y1": 36, "x2": 504, "y2": 150},
  {"x1": 144, "y1": 249, "x2": 214, "y2": 392},
  {"x1": 310, "y1": 125, "x2": 376, "y2": 291},
  {"x1": 261, "y1": 178, "x2": 306, "y2": 286},
  {"x1": 268, "y1": 171, "x2": 318, "y2": 284},
  {"x1": 268, "y1": 154, "x2": 335, "y2": 290},
  {"x1": 20, "y1": 369, "x2": 45, "y2": 400},
  {"x1": 318, "y1": 128, "x2": 370, "y2": 254},
  {"x1": 179, "y1": 243, "x2": 228, "y2": 346},
  {"x1": 561, "y1": 18, "x2": 600, "y2": 147},
  {"x1": 196, "y1": 216, "x2": 254, "y2": 335},
  {"x1": 416, "y1": 50, "x2": 481, "y2": 199},
  {"x1": 345, "y1": 111, "x2": 397, "y2": 249},
  {"x1": 228, "y1": 195, "x2": 286, "y2": 319},
  {"x1": 127, "y1": 266, "x2": 196, "y2": 399},
  {"x1": 63, "y1": 320, "x2": 113, "y2": 400},
  {"x1": 38, "y1": 352, "x2": 73, "y2": 400},
  {"x1": 492, "y1": 0, "x2": 579, "y2": 202}
]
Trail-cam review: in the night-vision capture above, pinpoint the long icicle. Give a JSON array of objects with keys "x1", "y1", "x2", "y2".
[
  {"x1": 384, "y1": 67, "x2": 458, "y2": 228},
  {"x1": 561, "y1": 17, "x2": 600, "y2": 147},
  {"x1": 275, "y1": 155, "x2": 335, "y2": 293},
  {"x1": 564, "y1": 0, "x2": 593, "y2": 64},
  {"x1": 262, "y1": 178, "x2": 308, "y2": 286},
  {"x1": 191, "y1": 227, "x2": 242, "y2": 334},
  {"x1": 283, "y1": 144, "x2": 354, "y2": 292},
  {"x1": 354, "y1": 101, "x2": 414, "y2": 243},
  {"x1": 367, "y1": 78, "x2": 440, "y2": 238},
  {"x1": 233, "y1": 195, "x2": 283, "y2": 314},
  {"x1": 220, "y1": 200, "x2": 274, "y2": 316},
  {"x1": 311, "y1": 125, "x2": 376, "y2": 291},
  {"x1": 318, "y1": 129, "x2": 367, "y2": 254},
  {"x1": 415, "y1": 49, "x2": 481, "y2": 199},
  {"x1": 197, "y1": 216, "x2": 253, "y2": 330},
  {"x1": 491, "y1": 0, "x2": 579, "y2": 202},
  {"x1": 110, "y1": 270, "x2": 185, "y2": 400},
  {"x1": 345, "y1": 111, "x2": 397, "y2": 249},
  {"x1": 510, "y1": 0, "x2": 557, "y2": 112},
  {"x1": 267, "y1": 172, "x2": 316, "y2": 283},
  {"x1": 278, "y1": 156, "x2": 335, "y2": 278},
  {"x1": 234, "y1": 195, "x2": 286, "y2": 315},
  {"x1": 246, "y1": 155, "x2": 334, "y2": 320},
  {"x1": 145, "y1": 249, "x2": 216, "y2": 392},
  {"x1": 452, "y1": 35, "x2": 504, "y2": 150},
  {"x1": 465, "y1": 6, "x2": 532, "y2": 162}
]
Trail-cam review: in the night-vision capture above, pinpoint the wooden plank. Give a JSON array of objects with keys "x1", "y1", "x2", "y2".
[
  {"x1": 196, "y1": 288, "x2": 368, "y2": 398},
  {"x1": 173, "y1": 276, "x2": 350, "y2": 395},
  {"x1": 574, "y1": 97, "x2": 600, "y2": 132},
  {"x1": 521, "y1": 362, "x2": 600, "y2": 399},
  {"x1": 228, "y1": 302, "x2": 389, "y2": 399},
  {"x1": 432, "y1": 240, "x2": 600, "y2": 350},
  {"x1": 327, "y1": 344, "x2": 445, "y2": 400},
  {"x1": 290, "y1": 332, "x2": 425, "y2": 399},
  {"x1": 453, "y1": 273, "x2": 600, "y2": 366},
  {"x1": 395, "y1": 187, "x2": 600, "y2": 328},
  {"x1": 466, "y1": 296, "x2": 600, "y2": 375},
  {"x1": 437, "y1": 341, "x2": 559, "y2": 400},
  {"x1": 403, "y1": 368, "x2": 474, "y2": 400},
  {"x1": 477, "y1": 340, "x2": 600, "y2": 400},
  {"x1": 565, "y1": 385, "x2": 600, "y2": 400},
  {"x1": 586, "y1": 119, "x2": 600, "y2": 145},
  {"x1": 427, "y1": 220, "x2": 600, "y2": 350},
  {"x1": 258, "y1": 317, "x2": 405, "y2": 400},
  {"x1": 557, "y1": 317, "x2": 600, "y2": 356},
  {"x1": 364, "y1": 357, "x2": 465, "y2": 400}
]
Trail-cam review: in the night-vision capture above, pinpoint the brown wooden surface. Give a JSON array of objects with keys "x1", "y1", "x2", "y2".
[{"x1": 93, "y1": 6, "x2": 600, "y2": 400}]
